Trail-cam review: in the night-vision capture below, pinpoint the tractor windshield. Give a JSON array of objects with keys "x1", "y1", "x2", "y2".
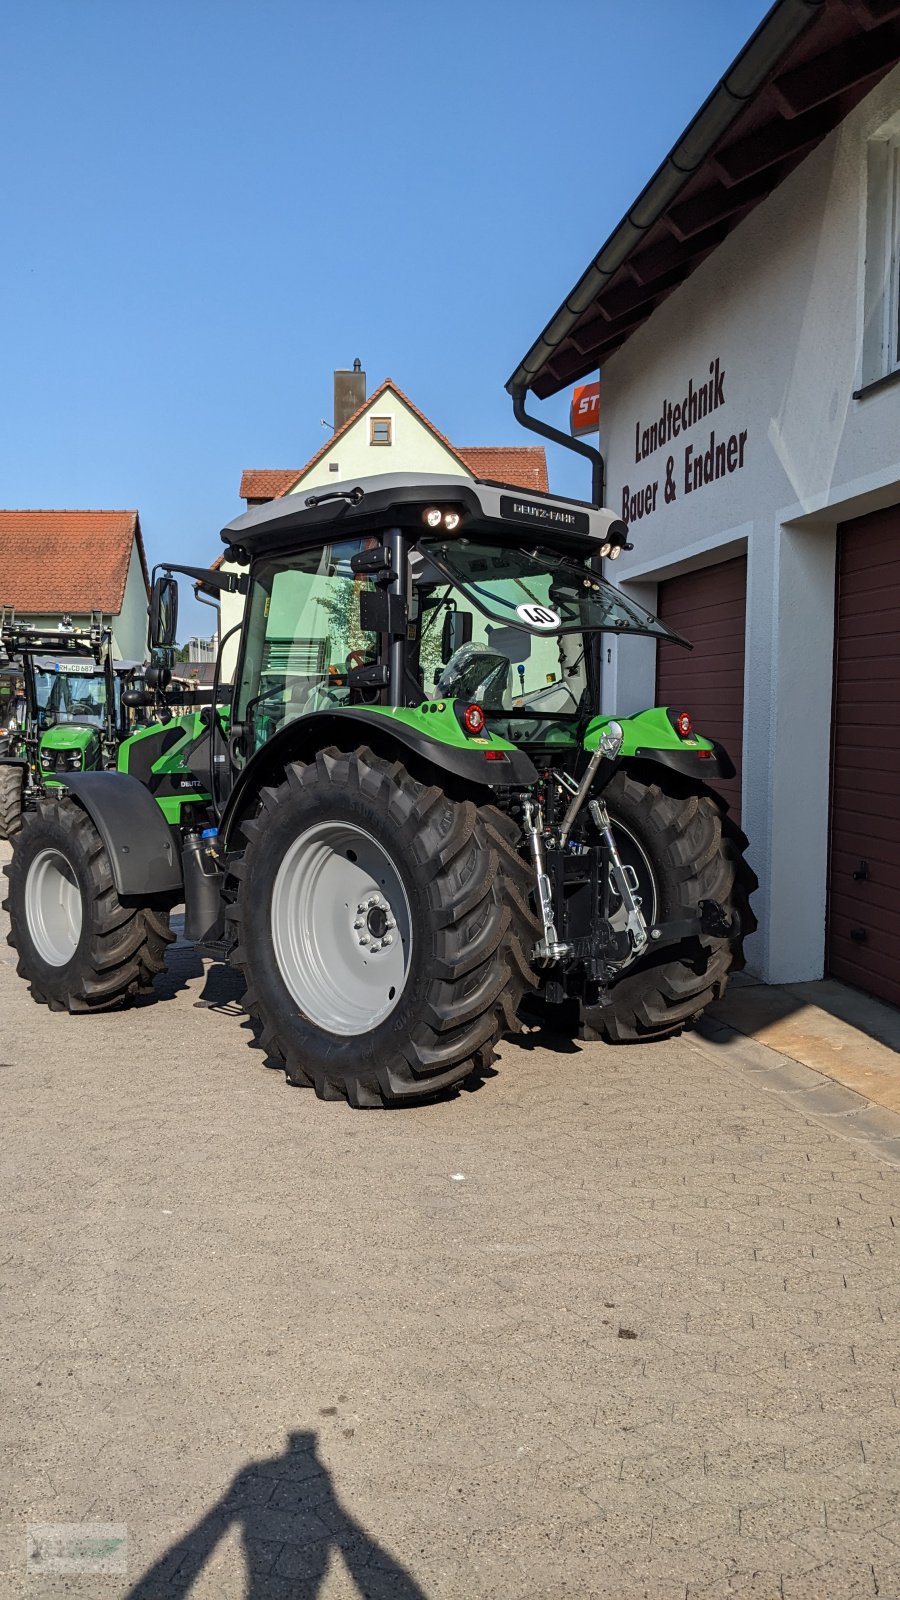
[
  {"x1": 411, "y1": 539, "x2": 686, "y2": 738},
  {"x1": 34, "y1": 664, "x2": 108, "y2": 729},
  {"x1": 417, "y1": 539, "x2": 683, "y2": 642}
]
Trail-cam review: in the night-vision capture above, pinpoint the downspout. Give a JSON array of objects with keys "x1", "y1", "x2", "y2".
[{"x1": 510, "y1": 384, "x2": 605, "y2": 508}]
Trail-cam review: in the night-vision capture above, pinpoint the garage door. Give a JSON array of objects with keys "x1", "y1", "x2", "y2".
[
  {"x1": 827, "y1": 505, "x2": 900, "y2": 1007},
  {"x1": 655, "y1": 555, "x2": 746, "y2": 826}
]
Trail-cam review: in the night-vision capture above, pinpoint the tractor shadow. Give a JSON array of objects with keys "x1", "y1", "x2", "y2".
[
  {"x1": 141, "y1": 913, "x2": 246, "y2": 1014},
  {"x1": 124, "y1": 1427, "x2": 429, "y2": 1599}
]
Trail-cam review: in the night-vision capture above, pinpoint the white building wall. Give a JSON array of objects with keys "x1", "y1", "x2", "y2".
[
  {"x1": 111, "y1": 540, "x2": 150, "y2": 662},
  {"x1": 288, "y1": 393, "x2": 470, "y2": 493},
  {"x1": 598, "y1": 63, "x2": 900, "y2": 984}
]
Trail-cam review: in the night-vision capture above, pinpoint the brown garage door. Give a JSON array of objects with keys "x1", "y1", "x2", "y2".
[
  {"x1": 827, "y1": 505, "x2": 900, "y2": 1006},
  {"x1": 655, "y1": 555, "x2": 746, "y2": 825}
]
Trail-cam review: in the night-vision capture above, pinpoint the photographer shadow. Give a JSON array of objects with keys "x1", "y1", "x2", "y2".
[{"x1": 126, "y1": 1428, "x2": 427, "y2": 1599}]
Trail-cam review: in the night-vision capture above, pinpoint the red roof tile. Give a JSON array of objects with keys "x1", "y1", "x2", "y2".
[
  {"x1": 239, "y1": 469, "x2": 300, "y2": 501},
  {"x1": 455, "y1": 447, "x2": 548, "y2": 492},
  {"x1": 0, "y1": 510, "x2": 148, "y2": 616}
]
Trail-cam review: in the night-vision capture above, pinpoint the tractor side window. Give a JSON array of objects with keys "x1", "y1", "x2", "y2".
[{"x1": 236, "y1": 540, "x2": 380, "y2": 749}]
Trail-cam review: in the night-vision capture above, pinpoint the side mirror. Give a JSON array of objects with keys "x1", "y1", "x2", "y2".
[
  {"x1": 148, "y1": 575, "x2": 179, "y2": 650},
  {"x1": 440, "y1": 608, "x2": 473, "y2": 662}
]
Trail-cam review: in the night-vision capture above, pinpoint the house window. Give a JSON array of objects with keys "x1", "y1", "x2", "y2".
[
  {"x1": 370, "y1": 416, "x2": 392, "y2": 446},
  {"x1": 862, "y1": 123, "x2": 900, "y2": 385},
  {"x1": 329, "y1": 462, "x2": 340, "y2": 473}
]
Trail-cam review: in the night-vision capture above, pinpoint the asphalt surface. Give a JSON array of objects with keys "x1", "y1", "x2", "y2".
[{"x1": 2, "y1": 838, "x2": 900, "y2": 1600}]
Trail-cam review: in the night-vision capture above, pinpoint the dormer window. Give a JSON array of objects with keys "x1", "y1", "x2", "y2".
[{"x1": 370, "y1": 416, "x2": 392, "y2": 446}]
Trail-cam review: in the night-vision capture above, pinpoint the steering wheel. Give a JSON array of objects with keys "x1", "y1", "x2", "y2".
[{"x1": 347, "y1": 650, "x2": 368, "y2": 669}]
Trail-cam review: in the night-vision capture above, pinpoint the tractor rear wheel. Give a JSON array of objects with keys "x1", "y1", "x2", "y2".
[
  {"x1": 3, "y1": 797, "x2": 174, "y2": 1011},
  {"x1": 578, "y1": 767, "x2": 757, "y2": 1043},
  {"x1": 229, "y1": 746, "x2": 539, "y2": 1107},
  {"x1": 0, "y1": 763, "x2": 24, "y2": 839}
]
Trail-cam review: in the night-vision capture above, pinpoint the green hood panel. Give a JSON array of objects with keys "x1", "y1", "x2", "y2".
[{"x1": 40, "y1": 725, "x2": 99, "y2": 752}]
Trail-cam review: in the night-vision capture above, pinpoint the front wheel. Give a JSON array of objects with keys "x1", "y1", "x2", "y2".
[
  {"x1": 229, "y1": 746, "x2": 539, "y2": 1107},
  {"x1": 578, "y1": 767, "x2": 757, "y2": 1043},
  {"x1": 3, "y1": 797, "x2": 174, "y2": 1011},
  {"x1": 0, "y1": 763, "x2": 24, "y2": 839}
]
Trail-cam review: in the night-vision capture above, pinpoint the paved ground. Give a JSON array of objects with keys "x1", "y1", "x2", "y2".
[{"x1": 2, "y1": 838, "x2": 900, "y2": 1599}]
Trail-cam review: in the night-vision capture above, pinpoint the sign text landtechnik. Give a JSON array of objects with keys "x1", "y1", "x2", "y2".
[{"x1": 621, "y1": 357, "x2": 748, "y2": 525}]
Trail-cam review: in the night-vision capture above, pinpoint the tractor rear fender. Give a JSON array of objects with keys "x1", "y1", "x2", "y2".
[
  {"x1": 59, "y1": 772, "x2": 183, "y2": 899},
  {"x1": 220, "y1": 709, "x2": 538, "y2": 850},
  {"x1": 0, "y1": 754, "x2": 28, "y2": 769},
  {"x1": 624, "y1": 741, "x2": 736, "y2": 785}
]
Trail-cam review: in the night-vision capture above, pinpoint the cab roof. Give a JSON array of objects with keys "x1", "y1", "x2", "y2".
[{"x1": 221, "y1": 472, "x2": 626, "y2": 561}]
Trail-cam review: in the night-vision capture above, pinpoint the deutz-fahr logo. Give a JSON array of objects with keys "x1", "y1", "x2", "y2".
[{"x1": 499, "y1": 495, "x2": 589, "y2": 534}]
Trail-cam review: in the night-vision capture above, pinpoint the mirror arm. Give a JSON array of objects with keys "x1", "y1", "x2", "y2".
[{"x1": 155, "y1": 563, "x2": 247, "y2": 596}]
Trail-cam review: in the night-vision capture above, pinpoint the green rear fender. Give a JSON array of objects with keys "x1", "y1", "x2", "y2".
[{"x1": 585, "y1": 707, "x2": 736, "y2": 784}]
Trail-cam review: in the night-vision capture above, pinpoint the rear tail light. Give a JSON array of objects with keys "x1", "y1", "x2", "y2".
[
  {"x1": 463, "y1": 703, "x2": 485, "y2": 735},
  {"x1": 675, "y1": 711, "x2": 693, "y2": 738}
]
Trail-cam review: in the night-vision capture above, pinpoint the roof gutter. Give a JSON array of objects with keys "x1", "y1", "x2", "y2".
[{"x1": 506, "y1": 0, "x2": 824, "y2": 398}]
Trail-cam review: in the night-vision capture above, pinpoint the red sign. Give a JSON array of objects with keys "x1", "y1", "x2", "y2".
[{"x1": 570, "y1": 380, "x2": 600, "y2": 436}]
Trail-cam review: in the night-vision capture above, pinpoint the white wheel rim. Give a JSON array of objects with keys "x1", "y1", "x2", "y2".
[
  {"x1": 25, "y1": 847, "x2": 83, "y2": 966},
  {"x1": 271, "y1": 821, "x2": 413, "y2": 1036}
]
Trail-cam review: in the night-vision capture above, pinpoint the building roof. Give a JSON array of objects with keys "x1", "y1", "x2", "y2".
[
  {"x1": 239, "y1": 469, "x2": 299, "y2": 502},
  {"x1": 455, "y1": 447, "x2": 549, "y2": 492},
  {"x1": 510, "y1": 0, "x2": 900, "y2": 398},
  {"x1": 0, "y1": 510, "x2": 149, "y2": 615},
  {"x1": 239, "y1": 379, "x2": 549, "y2": 503}
]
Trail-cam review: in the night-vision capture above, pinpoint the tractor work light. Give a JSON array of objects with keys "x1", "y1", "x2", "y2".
[
  {"x1": 424, "y1": 508, "x2": 443, "y2": 528},
  {"x1": 443, "y1": 511, "x2": 460, "y2": 531},
  {"x1": 463, "y1": 703, "x2": 485, "y2": 734}
]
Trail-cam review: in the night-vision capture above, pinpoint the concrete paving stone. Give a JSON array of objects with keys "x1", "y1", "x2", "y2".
[
  {"x1": 781, "y1": 1559, "x2": 878, "y2": 1597},
  {"x1": 784, "y1": 1434, "x2": 867, "y2": 1474},
  {"x1": 738, "y1": 1491, "x2": 826, "y2": 1539},
  {"x1": 685, "y1": 1572, "x2": 785, "y2": 1599},
  {"x1": 625, "y1": 1530, "x2": 813, "y2": 1588},
  {"x1": 873, "y1": 1559, "x2": 900, "y2": 1596}
]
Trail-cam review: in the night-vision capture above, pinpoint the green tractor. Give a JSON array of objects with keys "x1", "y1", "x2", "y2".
[
  {"x1": 0, "y1": 609, "x2": 145, "y2": 838},
  {"x1": 3, "y1": 474, "x2": 755, "y2": 1107}
]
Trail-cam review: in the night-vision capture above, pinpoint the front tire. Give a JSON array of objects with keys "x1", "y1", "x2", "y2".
[
  {"x1": 579, "y1": 768, "x2": 757, "y2": 1043},
  {"x1": 0, "y1": 763, "x2": 24, "y2": 839},
  {"x1": 3, "y1": 797, "x2": 174, "y2": 1011},
  {"x1": 229, "y1": 746, "x2": 539, "y2": 1107}
]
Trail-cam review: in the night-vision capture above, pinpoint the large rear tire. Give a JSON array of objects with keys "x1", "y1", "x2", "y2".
[
  {"x1": 578, "y1": 768, "x2": 757, "y2": 1043},
  {"x1": 0, "y1": 763, "x2": 24, "y2": 839},
  {"x1": 229, "y1": 746, "x2": 539, "y2": 1107},
  {"x1": 3, "y1": 797, "x2": 174, "y2": 1011}
]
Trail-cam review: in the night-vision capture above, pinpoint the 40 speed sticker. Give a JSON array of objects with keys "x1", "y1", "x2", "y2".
[{"x1": 516, "y1": 602, "x2": 561, "y2": 629}]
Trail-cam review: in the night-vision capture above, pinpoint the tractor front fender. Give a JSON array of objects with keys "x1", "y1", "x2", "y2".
[
  {"x1": 219, "y1": 709, "x2": 538, "y2": 849},
  {"x1": 59, "y1": 772, "x2": 183, "y2": 899}
]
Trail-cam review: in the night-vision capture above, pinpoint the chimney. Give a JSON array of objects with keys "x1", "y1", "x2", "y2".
[{"x1": 333, "y1": 358, "x2": 366, "y2": 431}]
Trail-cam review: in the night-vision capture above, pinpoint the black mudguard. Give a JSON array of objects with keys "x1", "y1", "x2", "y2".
[
  {"x1": 631, "y1": 740, "x2": 736, "y2": 783},
  {"x1": 59, "y1": 772, "x2": 183, "y2": 899}
]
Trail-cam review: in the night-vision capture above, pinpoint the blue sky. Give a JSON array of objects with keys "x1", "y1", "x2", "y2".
[{"x1": 1, "y1": 0, "x2": 770, "y2": 638}]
